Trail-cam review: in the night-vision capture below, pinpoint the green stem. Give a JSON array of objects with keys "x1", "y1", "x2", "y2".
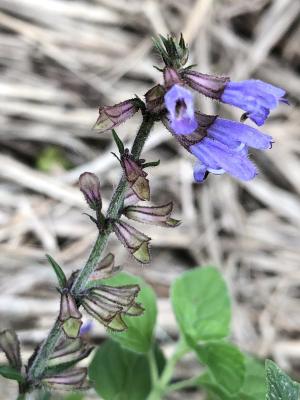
[
  {"x1": 147, "y1": 339, "x2": 189, "y2": 400},
  {"x1": 148, "y1": 346, "x2": 159, "y2": 386},
  {"x1": 27, "y1": 113, "x2": 155, "y2": 382},
  {"x1": 165, "y1": 376, "x2": 199, "y2": 394}
]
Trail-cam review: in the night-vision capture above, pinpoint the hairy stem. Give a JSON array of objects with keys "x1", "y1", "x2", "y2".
[{"x1": 27, "y1": 113, "x2": 154, "y2": 382}]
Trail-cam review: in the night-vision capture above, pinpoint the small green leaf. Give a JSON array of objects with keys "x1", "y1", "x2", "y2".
[
  {"x1": 0, "y1": 365, "x2": 24, "y2": 382},
  {"x1": 196, "y1": 341, "x2": 245, "y2": 394},
  {"x1": 103, "y1": 273, "x2": 157, "y2": 353},
  {"x1": 266, "y1": 359, "x2": 299, "y2": 400},
  {"x1": 46, "y1": 254, "x2": 67, "y2": 289},
  {"x1": 112, "y1": 129, "x2": 125, "y2": 155},
  {"x1": 89, "y1": 339, "x2": 164, "y2": 400},
  {"x1": 171, "y1": 267, "x2": 231, "y2": 344},
  {"x1": 198, "y1": 356, "x2": 266, "y2": 400}
]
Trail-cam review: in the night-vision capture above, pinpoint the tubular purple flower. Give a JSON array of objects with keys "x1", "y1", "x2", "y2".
[
  {"x1": 94, "y1": 99, "x2": 140, "y2": 133},
  {"x1": 123, "y1": 203, "x2": 180, "y2": 227},
  {"x1": 221, "y1": 79, "x2": 287, "y2": 126},
  {"x1": 112, "y1": 220, "x2": 151, "y2": 264},
  {"x1": 166, "y1": 112, "x2": 273, "y2": 182},
  {"x1": 79, "y1": 172, "x2": 102, "y2": 211},
  {"x1": 164, "y1": 84, "x2": 198, "y2": 135}
]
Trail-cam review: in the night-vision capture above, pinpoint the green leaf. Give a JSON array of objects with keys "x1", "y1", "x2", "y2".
[
  {"x1": 266, "y1": 360, "x2": 300, "y2": 400},
  {"x1": 0, "y1": 364, "x2": 24, "y2": 382},
  {"x1": 198, "y1": 356, "x2": 266, "y2": 400},
  {"x1": 112, "y1": 129, "x2": 125, "y2": 155},
  {"x1": 89, "y1": 339, "x2": 165, "y2": 400},
  {"x1": 196, "y1": 341, "x2": 245, "y2": 394},
  {"x1": 171, "y1": 267, "x2": 231, "y2": 343},
  {"x1": 46, "y1": 254, "x2": 67, "y2": 289},
  {"x1": 103, "y1": 273, "x2": 157, "y2": 353}
]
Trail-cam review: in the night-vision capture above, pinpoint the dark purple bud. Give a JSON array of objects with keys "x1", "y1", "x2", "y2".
[
  {"x1": 182, "y1": 70, "x2": 229, "y2": 99},
  {"x1": 59, "y1": 292, "x2": 82, "y2": 338},
  {"x1": 89, "y1": 253, "x2": 121, "y2": 281},
  {"x1": 112, "y1": 220, "x2": 151, "y2": 264},
  {"x1": 79, "y1": 172, "x2": 102, "y2": 211},
  {"x1": 43, "y1": 368, "x2": 88, "y2": 390},
  {"x1": 121, "y1": 151, "x2": 150, "y2": 201},
  {"x1": 94, "y1": 99, "x2": 139, "y2": 133},
  {"x1": 145, "y1": 84, "x2": 166, "y2": 114},
  {"x1": 0, "y1": 330, "x2": 22, "y2": 371},
  {"x1": 82, "y1": 284, "x2": 143, "y2": 332},
  {"x1": 124, "y1": 202, "x2": 180, "y2": 227}
]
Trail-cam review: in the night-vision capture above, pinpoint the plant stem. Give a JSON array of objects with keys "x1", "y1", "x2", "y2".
[
  {"x1": 27, "y1": 113, "x2": 154, "y2": 382},
  {"x1": 147, "y1": 339, "x2": 189, "y2": 400},
  {"x1": 148, "y1": 346, "x2": 159, "y2": 386},
  {"x1": 165, "y1": 376, "x2": 199, "y2": 393}
]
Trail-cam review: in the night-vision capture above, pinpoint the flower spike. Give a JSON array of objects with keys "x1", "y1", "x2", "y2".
[
  {"x1": 94, "y1": 99, "x2": 140, "y2": 133},
  {"x1": 124, "y1": 203, "x2": 180, "y2": 227},
  {"x1": 112, "y1": 220, "x2": 151, "y2": 264}
]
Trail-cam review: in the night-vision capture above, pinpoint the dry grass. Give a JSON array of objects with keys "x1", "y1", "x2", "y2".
[{"x1": 0, "y1": 0, "x2": 300, "y2": 398}]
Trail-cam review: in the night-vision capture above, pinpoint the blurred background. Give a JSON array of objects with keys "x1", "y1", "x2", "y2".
[{"x1": 0, "y1": 0, "x2": 300, "y2": 398}]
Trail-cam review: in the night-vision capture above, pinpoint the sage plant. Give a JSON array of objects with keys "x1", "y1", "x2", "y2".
[{"x1": 0, "y1": 34, "x2": 287, "y2": 399}]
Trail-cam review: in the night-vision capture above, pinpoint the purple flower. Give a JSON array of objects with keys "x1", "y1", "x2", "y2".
[
  {"x1": 164, "y1": 84, "x2": 197, "y2": 135},
  {"x1": 166, "y1": 112, "x2": 273, "y2": 182},
  {"x1": 221, "y1": 80, "x2": 287, "y2": 126},
  {"x1": 190, "y1": 116, "x2": 273, "y2": 182}
]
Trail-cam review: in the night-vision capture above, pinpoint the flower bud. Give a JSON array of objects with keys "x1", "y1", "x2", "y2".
[
  {"x1": 112, "y1": 220, "x2": 151, "y2": 264},
  {"x1": 0, "y1": 329, "x2": 22, "y2": 372},
  {"x1": 79, "y1": 172, "x2": 102, "y2": 211},
  {"x1": 121, "y1": 151, "x2": 150, "y2": 201},
  {"x1": 182, "y1": 70, "x2": 229, "y2": 99},
  {"x1": 59, "y1": 292, "x2": 82, "y2": 339},
  {"x1": 124, "y1": 202, "x2": 180, "y2": 227},
  {"x1": 89, "y1": 253, "x2": 121, "y2": 281},
  {"x1": 145, "y1": 84, "x2": 165, "y2": 114},
  {"x1": 94, "y1": 99, "x2": 140, "y2": 133},
  {"x1": 82, "y1": 284, "x2": 143, "y2": 332}
]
